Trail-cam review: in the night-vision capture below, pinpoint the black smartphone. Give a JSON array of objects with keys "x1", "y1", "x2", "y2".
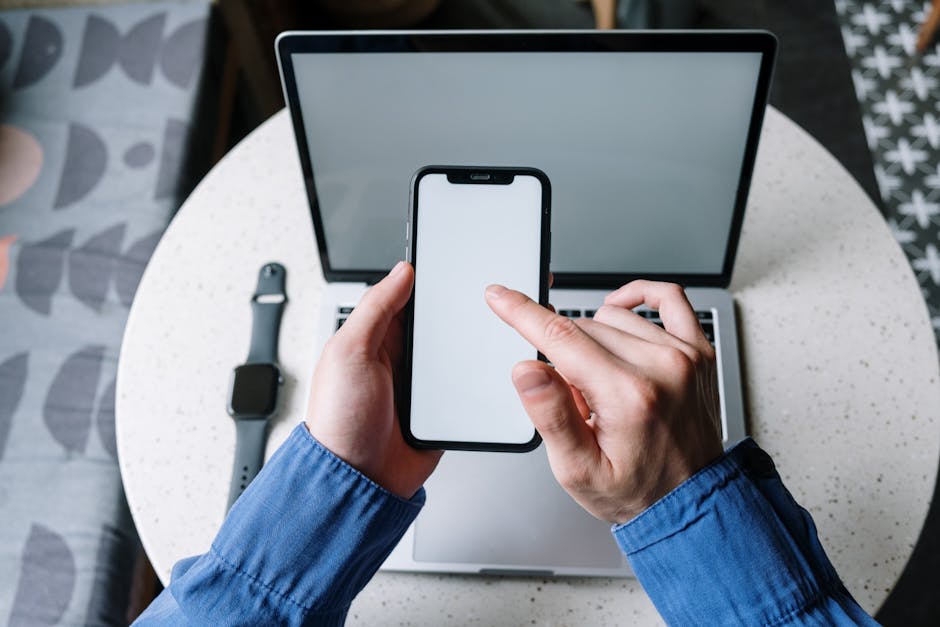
[{"x1": 400, "y1": 166, "x2": 551, "y2": 452}]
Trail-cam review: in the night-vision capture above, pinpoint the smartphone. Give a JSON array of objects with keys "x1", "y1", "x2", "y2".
[{"x1": 400, "y1": 166, "x2": 551, "y2": 452}]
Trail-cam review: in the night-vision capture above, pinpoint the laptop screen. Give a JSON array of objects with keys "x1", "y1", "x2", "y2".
[{"x1": 280, "y1": 32, "x2": 775, "y2": 286}]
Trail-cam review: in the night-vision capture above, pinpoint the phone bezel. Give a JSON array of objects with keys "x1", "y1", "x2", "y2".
[{"x1": 400, "y1": 165, "x2": 550, "y2": 453}]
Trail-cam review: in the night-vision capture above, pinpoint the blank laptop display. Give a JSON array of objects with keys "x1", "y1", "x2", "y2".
[{"x1": 281, "y1": 36, "x2": 769, "y2": 284}]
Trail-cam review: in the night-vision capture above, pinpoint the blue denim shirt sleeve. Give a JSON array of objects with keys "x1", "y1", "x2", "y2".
[
  {"x1": 613, "y1": 438, "x2": 879, "y2": 626},
  {"x1": 136, "y1": 427, "x2": 879, "y2": 626},
  {"x1": 133, "y1": 423, "x2": 424, "y2": 626}
]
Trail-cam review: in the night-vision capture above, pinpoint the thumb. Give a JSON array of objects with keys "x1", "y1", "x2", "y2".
[
  {"x1": 338, "y1": 261, "x2": 413, "y2": 354},
  {"x1": 512, "y1": 361, "x2": 599, "y2": 469}
]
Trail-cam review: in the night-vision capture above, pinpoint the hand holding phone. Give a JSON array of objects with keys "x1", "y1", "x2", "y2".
[
  {"x1": 401, "y1": 166, "x2": 551, "y2": 452},
  {"x1": 306, "y1": 261, "x2": 442, "y2": 499}
]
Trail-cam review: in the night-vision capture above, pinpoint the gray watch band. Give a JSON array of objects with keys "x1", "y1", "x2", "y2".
[
  {"x1": 227, "y1": 419, "x2": 268, "y2": 510},
  {"x1": 247, "y1": 263, "x2": 287, "y2": 364},
  {"x1": 227, "y1": 262, "x2": 287, "y2": 512}
]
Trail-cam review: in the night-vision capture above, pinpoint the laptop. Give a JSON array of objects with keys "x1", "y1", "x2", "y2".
[{"x1": 276, "y1": 30, "x2": 776, "y2": 577}]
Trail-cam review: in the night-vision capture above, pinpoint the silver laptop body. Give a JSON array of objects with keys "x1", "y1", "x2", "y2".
[{"x1": 277, "y1": 29, "x2": 776, "y2": 577}]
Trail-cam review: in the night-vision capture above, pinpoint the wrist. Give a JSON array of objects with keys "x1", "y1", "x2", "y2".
[
  {"x1": 303, "y1": 421, "x2": 420, "y2": 500},
  {"x1": 611, "y1": 441, "x2": 725, "y2": 525}
]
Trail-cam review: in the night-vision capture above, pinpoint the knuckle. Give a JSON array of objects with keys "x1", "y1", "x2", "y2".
[
  {"x1": 664, "y1": 282, "x2": 686, "y2": 300},
  {"x1": 543, "y1": 314, "x2": 581, "y2": 343},
  {"x1": 368, "y1": 299, "x2": 394, "y2": 324},
  {"x1": 679, "y1": 342, "x2": 716, "y2": 373},
  {"x1": 328, "y1": 333, "x2": 369, "y2": 361},
  {"x1": 592, "y1": 304, "x2": 616, "y2": 323},
  {"x1": 662, "y1": 346, "x2": 695, "y2": 380},
  {"x1": 538, "y1": 413, "x2": 570, "y2": 437},
  {"x1": 700, "y1": 343, "x2": 717, "y2": 364},
  {"x1": 628, "y1": 376, "x2": 664, "y2": 414},
  {"x1": 684, "y1": 345, "x2": 705, "y2": 368}
]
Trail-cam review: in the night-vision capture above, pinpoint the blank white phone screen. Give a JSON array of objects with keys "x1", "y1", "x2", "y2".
[{"x1": 410, "y1": 173, "x2": 543, "y2": 445}]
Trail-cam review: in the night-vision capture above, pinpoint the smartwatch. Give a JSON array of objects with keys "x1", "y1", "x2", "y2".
[{"x1": 225, "y1": 262, "x2": 287, "y2": 511}]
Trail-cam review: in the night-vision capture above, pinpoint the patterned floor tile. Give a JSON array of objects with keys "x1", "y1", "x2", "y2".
[{"x1": 836, "y1": 0, "x2": 940, "y2": 343}]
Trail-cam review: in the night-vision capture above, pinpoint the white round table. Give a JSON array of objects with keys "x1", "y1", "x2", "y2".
[{"x1": 116, "y1": 107, "x2": 940, "y2": 623}]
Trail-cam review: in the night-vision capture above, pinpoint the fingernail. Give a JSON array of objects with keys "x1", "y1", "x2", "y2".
[
  {"x1": 485, "y1": 284, "x2": 508, "y2": 299},
  {"x1": 390, "y1": 260, "x2": 406, "y2": 277},
  {"x1": 514, "y1": 369, "x2": 552, "y2": 396}
]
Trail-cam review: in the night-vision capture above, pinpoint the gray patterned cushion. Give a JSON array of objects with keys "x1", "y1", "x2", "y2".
[{"x1": 0, "y1": 1, "x2": 209, "y2": 623}]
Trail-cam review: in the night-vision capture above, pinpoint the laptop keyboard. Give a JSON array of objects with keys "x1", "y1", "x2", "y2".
[
  {"x1": 558, "y1": 308, "x2": 716, "y2": 345},
  {"x1": 337, "y1": 305, "x2": 715, "y2": 344},
  {"x1": 335, "y1": 306, "x2": 354, "y2": 330}
]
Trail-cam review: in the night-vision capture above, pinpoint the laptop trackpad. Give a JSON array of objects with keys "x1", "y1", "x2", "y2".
[{"x1": 414, "y1": 446, "x2": 624, "y2": 569}]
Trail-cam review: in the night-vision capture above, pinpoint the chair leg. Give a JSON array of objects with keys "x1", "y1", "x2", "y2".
[
  {"x1": 917, "y1": 0, "x2": 940, "y2": 54},
  {"x1": 592, "y1": 0, "x2": 617, "y2": 29},
  {"x1": 125, "y1": 547, "x2": 161, "y2": 622}
]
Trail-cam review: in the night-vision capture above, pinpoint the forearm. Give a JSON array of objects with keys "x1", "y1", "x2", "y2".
[
  {"x1": 135, "y1": 423, "x2": 423, "y2": 626},
  {"x1": 614, "y1": 439, "x2": 878, "y2": 626}
]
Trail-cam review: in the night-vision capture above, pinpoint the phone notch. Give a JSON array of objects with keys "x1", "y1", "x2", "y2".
[{"x1": 447, "y1": 170, "x2": 515, "y2": 185}]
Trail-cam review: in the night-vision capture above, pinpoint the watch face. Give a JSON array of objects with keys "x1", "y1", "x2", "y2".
[{"x1": 229, "y1": 364, "x2": 280, "y2": 417}]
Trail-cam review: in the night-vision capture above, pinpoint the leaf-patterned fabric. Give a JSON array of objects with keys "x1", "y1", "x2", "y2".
[{"x1": 0, "y1": 2, "x2": 209, "y2": 623}]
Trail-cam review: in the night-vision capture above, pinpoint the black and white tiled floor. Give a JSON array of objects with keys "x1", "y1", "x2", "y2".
[{"x1": 836, "y1": 0, "x2": 940, "y2": 343}]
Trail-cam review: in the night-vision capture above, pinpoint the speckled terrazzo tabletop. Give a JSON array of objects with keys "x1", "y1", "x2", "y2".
[{"x1": 115, "y1": 107, "x2": 940, "y2": 624}]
